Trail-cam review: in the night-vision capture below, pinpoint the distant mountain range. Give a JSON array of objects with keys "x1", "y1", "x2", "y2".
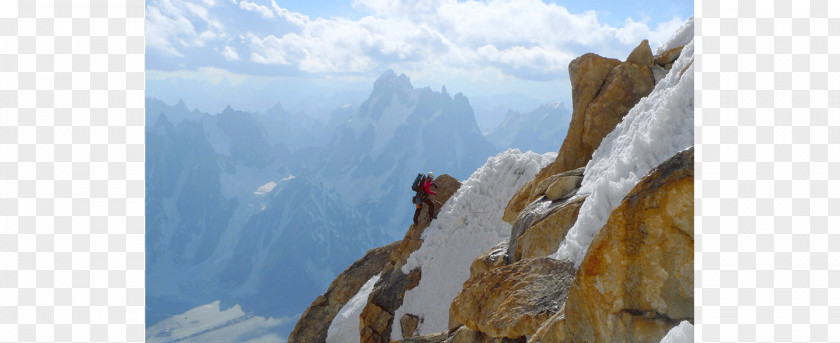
[
  {"x1": 486, "y1": 102, "x2": 571, "y2": 153},
  {"x1": 145, "y1": 70, "x2": 572, "y2": 340}
]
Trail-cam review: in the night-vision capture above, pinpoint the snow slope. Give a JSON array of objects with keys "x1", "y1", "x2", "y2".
[
  {"x1": 659, "y1": 321, "x2": 694, "y2": 343},
  {"x1": 326, "y1": 274, "x2": 382, "y2": 343},
  {"x1": 551, "y1": 18, "x2": 694, "y2": 266},
  {"x1": 391, "y1": 149, "x2": 556, "y2": 338}
]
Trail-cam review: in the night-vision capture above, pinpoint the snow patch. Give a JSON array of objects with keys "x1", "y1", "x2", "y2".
[
  {"x1": 551, "y1": 21, "x2": 694, "y2": 267},
  {"x1": 326, "y1": 274, "x2": 382, "y2": 343},
  {"x1": 253, "y1": 181, "x2": 278, "y2": 196},
  {"x1": 146, "y1": 300, "x2": 293, "y2": 343},
  {"x1": 655, "y1": 17, "x2": 694, "y2": 55},
  {"x1": 659, "y1": 321, "x2": 694, "y2": 343},
  {"x1": 391, "y1": 149, "x2": 556, "y2": 338}
]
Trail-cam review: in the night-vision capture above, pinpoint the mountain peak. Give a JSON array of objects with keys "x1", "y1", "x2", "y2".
[{"x1": 373, "y1": 70, "x2": 413, "y2": 92}]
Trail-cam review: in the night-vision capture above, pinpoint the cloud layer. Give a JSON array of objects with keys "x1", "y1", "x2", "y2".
[{"x1": 147, "y1": 0, "x2": 689, "y2": 84}]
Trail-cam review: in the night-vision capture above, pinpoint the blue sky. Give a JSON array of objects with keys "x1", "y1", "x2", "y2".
[{"x1": 146, "y1": 0, "x2": 693, "y2": 114}]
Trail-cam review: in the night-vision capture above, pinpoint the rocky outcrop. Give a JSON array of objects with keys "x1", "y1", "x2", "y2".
[
  {"x1": 504, "y1": 39, "x2": 656, "y2": 224},
  {"x1": 396, "y1": 326, "x2": 526, "y2": 343},
  {"x1": 288, "y1": 242, "x2": 398, "y2": 343},
  {"x1": 530, "y1": 147, "x2": 694, "y2": 343},
  {"x1": 299, "y1": 25, "x2": 694, "y2": 343},
  {"x1": 445, "y1": 326, "x2": 522, "y2": 343},
  {"x1": 392, "y1": 174, "x2": 462, "y2": 269},
  {"x1": 512, "y1": 195, "x2": 584, "y2": 262},
  {"x1": 469, "y1": 241, "x2": 509, "y2": 278},
  {"x1": 544, "y1": 175, "x2": 582, "y2": 202},
  {"x1": 654, "y1": 46, "x2": 684, "y2": 70},
  {"x1": 450, "y1": 258, "x2": 576, "y2": 339},
  {"x1": 625, "y1": 39, "x2": 654, "y2": 67},
  {"x1": 401, "y1": 314, "x2": 422, "y2": 339},
  {"x1": 399, "y1": 331, "x2": 450, "y2": 343},
  {"x1": 360, "y1": 175, "x2": 462, "y2": 343},
  {"x1": 360, "y1": 255, "x2": 422, "y2": 342},
  {"x1": 505, "y1": 167, "x2": 584, "y2": 263}
]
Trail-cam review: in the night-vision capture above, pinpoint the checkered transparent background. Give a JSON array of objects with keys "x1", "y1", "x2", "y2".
[
  {"x1": 696, "y1": 0, "x2": 840, "y2": 342},
  {"x1": 0, "y1": 0, "x2": 144, "y2": 342},
  {"x1": 1, "y1": 0, "x2": 838, "y2": 342}
]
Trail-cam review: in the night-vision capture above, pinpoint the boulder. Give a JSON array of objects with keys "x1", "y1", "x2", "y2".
[
  {"x1": 654, "y1": 45, "x2": 685, "y2": 70},
  {"x1": 401, "y1": 314, "x2": 422, "y2": 339},
  {"x1": 445, "y1": 326, "x2": 523, "y2": 343},
  {"x1": 544, "y1": 176, "x2": 582, "y2": 201},
  {"x1": 469, "y1": 241, "x2": 509, "y2": 279},
  {"x1": 360, "y1": 303, "x2": 392, "y2": 343},
  {"x1": 530, "y1": 310, "x2": 566, "y2": 343},
  {"x1": 360, "y1": 175, "x2": 461, "y2": 343},
  {"x1": 449, "y1": 258, "x2": 576, "y2": 339},
  {"x1": 532, "y1": 147, "x2": 694, "y2": 343},
  {"x1": 288, "y1": 242, "x2": 398, "y2": 343},
  {"x1": 506, "y1": 167, "x2": 585, "y2": 263},
  {"x1": 399, "y1": 331, "x2": 450, "y2": 343},
  {"x1": 513, "y1": 196, "x2": 585, "y2": 262},
  {"x1": 504, "y1": 41, "x2": 655, "y2": 223},
  {"x1": 579, "y1": 62, "x2": 654, "y2": 153},
  {"x1": 625, "y1": 39, "x2": 654, "y2": 67}
]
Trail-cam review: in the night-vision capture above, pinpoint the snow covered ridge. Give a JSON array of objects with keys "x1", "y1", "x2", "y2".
[
  {"x1": 655, "y1": 17, "x2": 694, "y2": 55},
  {"x1": 326, "y1": 274, "x2": 381, "y2": 343},
  {"x1": 393, "y1": 149, "x2": 556, "y2": 338},
  {"x1": 306, "y1": 18, "x2": 694, "y2": 343},
  {"x1": 551, "y1": 18, "x2": 694, "y2": 266},
  {"x1": 323, "y1": 149, "x2": 555, "y2": 342}
]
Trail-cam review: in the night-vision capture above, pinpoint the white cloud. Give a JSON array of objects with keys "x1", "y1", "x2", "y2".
[
  {"x1": 147, "y1": 66, "x2": 252, "y2": 86},
  {"x1": 239, "y1": 0, "x2": 274, "y2": 18},
  {"x1": 221, "y1": 45, "x2": 240, "y2": 60},
  {"x1": 244, "y1": 0, "x2": 688, "y2": 80},
  {"x1": 146, "y1": 0, "x2": 226, "y2": 56},
  {"x1": 270, "y1": 0, "x2": 309, "y2": 26}
]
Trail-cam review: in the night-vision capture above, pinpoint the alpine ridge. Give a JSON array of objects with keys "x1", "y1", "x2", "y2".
[
  {"x1": 296, "y1": 17, "x2": 695, "y2": 343},
  {"x1": 146, "y1": 68, "x2": 505, "y2": 341}
]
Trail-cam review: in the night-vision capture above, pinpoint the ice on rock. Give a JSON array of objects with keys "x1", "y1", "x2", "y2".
[{"x1": 551, "y1": 19, "x2": 694, "y2": 267}]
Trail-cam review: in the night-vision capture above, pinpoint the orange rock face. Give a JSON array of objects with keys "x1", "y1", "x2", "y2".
[
  {"x1": 531, "y1": 147, "x2": 694, "y2": 343},
  {"x1": 504, "y1": 40, "x2": 655, "y2": 224},
  {"x1": 288, "y1": 242, "x2": 397, "y2": 343},
  {"x1": 450, "y1": 258, "x2": 576, "y2": 339},
  {"x1": 513, "y1": 196, "x2": 584, "y2": 262}
]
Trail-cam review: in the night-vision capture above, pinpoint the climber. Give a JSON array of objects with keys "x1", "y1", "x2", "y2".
[{"x1": 413, "y1": 172, "x2": 438, "y2": 224}]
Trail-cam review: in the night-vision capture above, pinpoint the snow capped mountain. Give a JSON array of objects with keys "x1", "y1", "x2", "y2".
[
  {"x1": 146, "y1": 97, "x2": 204, "y2": 127},
  {"x1": 314, "y1": 70, "x2": 498, "y2": 237},
  {"x1": 146, "y1": 69, "x2": 502, "y2": 340},
  {"x1": 486, "y1": 102, "x2": 572, "y2": 153},
  {"x1": 146, "y1": 103, "x2": 297, "y2": 327}
]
